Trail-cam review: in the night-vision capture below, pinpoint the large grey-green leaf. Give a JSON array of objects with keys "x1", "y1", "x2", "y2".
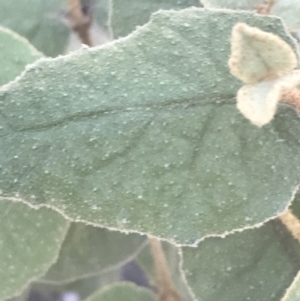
[
  {"x1": 1, "y1": 9, "x2": 300, "y2": 244},
  {"x1": 0, "y1": 198, "x2": 69, "y2": 301},
  {"x1": 181, "y1": 220, "x2": 300, "y2": 301},
  {"x1": 112, "y1": 0, "x2": 199, "y2": 38},
  {"x1": 84, "y1": 283, "x2": 155, "y2": 301},
  {"x1": 282, "y1": 271, "x2": 300, "y2": 301},
  {"x1": 41, "y1": 223, "x2": 146, "y2": 283},
  {"x1": 0, "y1": 0, "x2": 111, "y2": 57},
  {"x1": 0, "y1": 26, "x2": 42, "y2": 86}
]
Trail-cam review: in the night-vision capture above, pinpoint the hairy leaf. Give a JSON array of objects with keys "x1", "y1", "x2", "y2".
[
  {"x1": 112, "y1": 0, "x2": 199, "y2": 38},
  {"x1": 84, "y1": 283, "x2": 155, "y2": 301},
  {"x1": 41, "y1": 223, "x2": 146, "y2": 283},
  {"x1": 181, "y1": 220, "x2": 300, "y2": 301},
  {"x1": 0, "y1": 9, "x2": 300, "y2": 244},
  {"x1": 0, "y1": 198, "x2": 69, "y2": 301},
  {"x1": 0, "y1": 26, "x2": 42, "y2": 86},
  {"x1": 0, "y1": 0, "x2": 111, "y2": 57}
]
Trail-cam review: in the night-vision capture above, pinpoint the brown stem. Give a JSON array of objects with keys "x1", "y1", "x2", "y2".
[
  {"x1": 279, "y1": 209, "x2": 300, "y2": 242},
  {"x1": 281, "y1": 87, "x2": 300, "y2": 111},
  {"x1": 66, "y1": 0, "x2": 93, "y2": 46},
  {"x1": 149, "y1": 237, "x2": 183, "y2": 301},
  {"x1": 256, "y1": 0, "x2": 275, "y2": 14}
]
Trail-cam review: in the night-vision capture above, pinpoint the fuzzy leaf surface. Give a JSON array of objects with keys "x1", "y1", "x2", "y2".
[
  {"x1": 1, "y1": 9, "x2": 300, "y2": 244},
  {"x1": 41, "y1": 223, "x2": 146, "y2": 283},
  {"x1": 0, "y1": 199, "x2": 69, "y2": 301},
  {"x1": 112, "y1": 0, "x2": 199, "y2": 38},
  {"x1": 0, "y1": 26, "x2": 42, "y2": 86},
  {"x1": 182, "y1": 221, "x2": 300, "y2": 301}
]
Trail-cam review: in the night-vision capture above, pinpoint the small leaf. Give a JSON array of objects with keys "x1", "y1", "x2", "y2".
[
  {"x1": 236, "y1": 70, "x2": 300, "y2": 126},
  {"x1": 0, "y1": 198, "x2": 69, "y2": 301},
  {"x1": 41, "y1": 223, "x2": 146, "y2": 283},
  {"x1": 182, "y1": 220, "x2": 300, "y2": 301},
  {"x1": 83, "y1": 283, "x2": 155, "y2": 301},
  {"x1": 229, "y1": 23, "x2": 297, "y2": 84},
  {"x1": 0, "y1": 26, "x2": 42, "y2": 86}
]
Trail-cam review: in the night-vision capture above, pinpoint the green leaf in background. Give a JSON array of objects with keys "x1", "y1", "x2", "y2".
[
  {"x1": 282, "y1": 271, "x2": 300, "y2": 301},
  {"x1": 137, "y1": 241, "x2": 193, "y2": 301},
  {"x1": 271, "y1": 0, "x2": 300, "y2": 31},
  {"x1": 200, "y1": 0, "x2": 261, "y2": 10},
  {"x1": 111, "y1": 0, "x2": 199, "y2": 38},
  {"x1": 41, "y1": 223, "x2": 146, "y2": 283},
  {"x1": 1, "y1": 9, "x2": 300, "y2": 244},
  {"x1": 33, "y1": 270, "x2": 120, "y2": 300},
  {"x1": 181, "y1": 220, "x2": 300, "y2": 301},
  {"x1": 0, "y1": 26, "x2": 42, "y2": 86},
  {"x1": 0, "y1": 0, "x2": 111, "y2": 57},
  {"x1": 0, "y1": 198, "x2": 69, "y2": 301},
  {"x1": 201, "y1": 0, "x2": 300, "y2": 32},
  {"x1": 84, "y1": 283, "x2": 155, "y2": 301}
]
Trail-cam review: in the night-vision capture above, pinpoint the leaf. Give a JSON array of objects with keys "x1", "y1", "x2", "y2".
[
  {"x1": 201, "y1": 0, "x2": 300, "y2": 32},
  {"x1": 0, "y1": 26, "x2": 42, "y2": 86},
  {"x1": 0, "y1": 0, "x2": 111, "y2": 57},
  {"x1": 229, "y1": 23, "x2": 297, "y2": 84},
  {"x1": 32, "y1": 270, "x2": 120, "y2": 300},
  {"x1": 137, "y1": 241, "x2": 194, "y2": 301},
  {"x1": 236, "y1": 70, "x2": 300, "y2": 126},
  {"x1": 0, "y1": 198, "x2": 69, "y2": 301},
  {"x1": 181, "y1": 220, "x2": 300, "y2": 301},
  {"x1": 111, "y1": 0, "x2": 199, "y2": 38},
  {"x1": 84, "y1": 283, "x2": 155, "y2": 301},
  {"x1": 0, "y1": 9, "x2": 300, "y2": 244},
  {"x1": 271, "y1": 0, "x2": 300, "y2": 32},
  {"x1": 200, "y1": 0, "x2": 262, "y2": 10},
  {"x1": 281, "y1": 271, "x2": 300, "y2": 301},
  {"x1": 41, "y1": 223, "x2": 146, "y2": 283}
]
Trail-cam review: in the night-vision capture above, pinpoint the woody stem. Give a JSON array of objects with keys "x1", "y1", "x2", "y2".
[{"x1": 66, "y1": 0, "x2": 93, "y2": 46}]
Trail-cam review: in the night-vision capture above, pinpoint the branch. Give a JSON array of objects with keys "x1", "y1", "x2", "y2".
[
  {"x1": 149, "y1": 237, "x2": 183, "y2": 301},
  {"x1": 279, "y1": 209, "x2": 300, "y2": 242},
  {"x1": 281, "y1": 87, "x2": 300, "y2": 111},
  {"x1": 256, "y1": 0, "x2": 275, "y2": 14},
  {"x1": 66, "y1": 0, "x2": 93, "y2": 46}
]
